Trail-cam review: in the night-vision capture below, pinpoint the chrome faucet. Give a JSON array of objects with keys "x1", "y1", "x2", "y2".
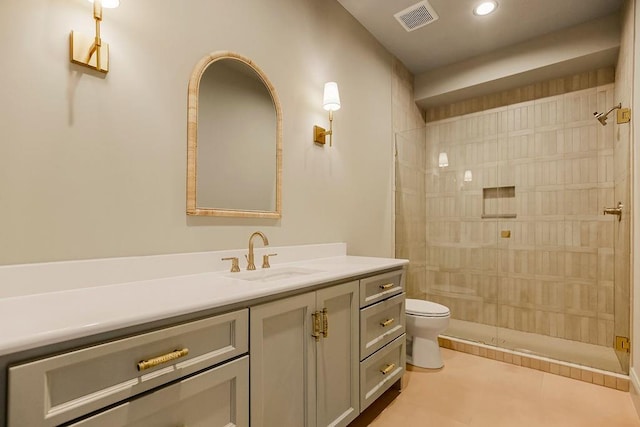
[{"x1": 246, "y1": 231, "x2": 269, "y2": 270}]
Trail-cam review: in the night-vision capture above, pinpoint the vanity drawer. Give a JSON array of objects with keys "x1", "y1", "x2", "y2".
[
  {"x1": 360, "y1": 334, "x2": 405, "y2": 412},
  {"x1": 68, "y1": 355, "x2": 249, "y2": 427},
  {"x1": 360, "y1": 292, "x2": 405, "y2": 360},
  {"x1": 8, "y1": 309, "x2": 248, "y2": 427},
  {"x1": 359, "y1": 269, "x2": 405, "y2": 308}
]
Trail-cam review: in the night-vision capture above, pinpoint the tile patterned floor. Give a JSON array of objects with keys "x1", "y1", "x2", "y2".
[{"x1": 349, "y1": 348, "x2": 640, "y2": 427}]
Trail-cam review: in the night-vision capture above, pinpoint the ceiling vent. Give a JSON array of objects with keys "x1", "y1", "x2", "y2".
[{"x1": 394, "y1": 1, "x2": 439, "y2": 32}]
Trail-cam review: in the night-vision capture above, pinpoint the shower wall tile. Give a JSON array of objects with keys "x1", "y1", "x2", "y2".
[
  {"x1": 421, "y1": 84, "x2": 617, "y2": 347},
  {"x1": 508, "y1": 101, "x2": 535, "y2": 133},
  {"x1": 406, "y1": 265, "x2": 427, "y2": 300},
  {"x1": 424, "y1": 67, "x2": 615, "y2": 122},
  {"x1": 391, "y1": 58, "x2": 426, "y2": 132},
  {"x1": 534, "y1": 95, "x2": 565, "y2": 128},
  {"x1": 564, "y1": 90, "x2": 598, "y2": 125},
  {"x1": 483, "y1": 111, "x2": 501, "y2": 137},
  {"x1": 597, "y1": 281, "x2": 614, "y2": 315}
]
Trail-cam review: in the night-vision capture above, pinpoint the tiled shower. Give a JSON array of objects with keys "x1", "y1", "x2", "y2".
[{"x1": 395, "y1": 83, "x2": 630, "y2": 374}]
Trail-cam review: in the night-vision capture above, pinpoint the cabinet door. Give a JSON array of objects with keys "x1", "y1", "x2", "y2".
[
  {"x1": 316, "y1": 281, "x2": 360, "y2": 427},
  {"x1": 68, "y1": 356, "x2": 249, "y2": 427},
  {"x1": 250, "y1": 292, "x2": 317, "y2": 427}
]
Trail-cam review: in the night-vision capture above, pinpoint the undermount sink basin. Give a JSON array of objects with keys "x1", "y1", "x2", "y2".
[{"x1": 228, "y1": 266, "x2": 324, "y2": 282}]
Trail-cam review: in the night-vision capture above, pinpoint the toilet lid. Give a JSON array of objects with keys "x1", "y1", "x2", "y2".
[{"x1": 406, "y1": 299, "x2": 450, "y2": 317}]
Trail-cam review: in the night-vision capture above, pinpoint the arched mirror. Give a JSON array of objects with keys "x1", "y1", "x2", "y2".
[{"x1": 187, "y1": 51, "x2": 282, "y2": 218}]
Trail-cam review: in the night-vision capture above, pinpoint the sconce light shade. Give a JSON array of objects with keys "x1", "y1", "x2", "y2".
[
  {"x1": 87, "y1": 0, "x2": 120, "y2": 8},
  {"x1": 464, "y1": 170, "x2": 473, "y2": 182},
  {"x1": 323, "y1": 82, "x2": 341, "y2": 112},
  {"x1": 438, "y1": 152, "x2": 449, "y2": 167}
]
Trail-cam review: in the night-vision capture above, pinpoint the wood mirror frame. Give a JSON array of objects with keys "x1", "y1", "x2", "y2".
[{"x1": 186, "y1": 51, "x2": 282, "y2": 218}]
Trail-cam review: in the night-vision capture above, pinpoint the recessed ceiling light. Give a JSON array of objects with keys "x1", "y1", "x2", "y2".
[{"x1": 474, "y1": 1, "x2": 498, "y2": 16}]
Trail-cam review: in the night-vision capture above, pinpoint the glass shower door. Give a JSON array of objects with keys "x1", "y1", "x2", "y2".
[
  {"x1": 612, "y1": 93, "x2": 631, "y2": 373},
  {"x1": 394, "y1": 128, "x2": 427, "y2": 302},
  {"x1": 493, "y1": 86, "x2": 628, "y2": 374},
  {"x1": 422, "y1": 112, "x2": 500, "y2": 347}
]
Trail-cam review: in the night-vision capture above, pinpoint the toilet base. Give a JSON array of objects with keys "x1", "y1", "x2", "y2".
[{"x1": 407, "y1": 335, "x2": 443, "y2": 369}]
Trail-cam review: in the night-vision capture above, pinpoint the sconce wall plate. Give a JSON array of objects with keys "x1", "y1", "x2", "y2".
[
  {"x1": 618, "y1": 108, "x2": 631, "y2": 124},
  {"x1": 70, "y1": 0, "x2": 117, "y2": 74},
  {"x1": 314, "y1": 125, "x2": 327, "y2": 145},
  {"x1": 70, "y1": 31, "x2": 109, "y2": 73}
]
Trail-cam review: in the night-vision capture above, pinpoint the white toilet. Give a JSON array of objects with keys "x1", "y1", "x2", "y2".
[{"x1": 405, "y1": 298, "x2": 450, "y2": 369}]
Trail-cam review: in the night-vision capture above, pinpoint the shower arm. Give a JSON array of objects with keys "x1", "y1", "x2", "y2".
[
  {"x1": 601, "y1": 103, "x2": 622, "y2": 119},
  {"x1": 594, "y1": 103, "x2": 622, "y2": 121}
]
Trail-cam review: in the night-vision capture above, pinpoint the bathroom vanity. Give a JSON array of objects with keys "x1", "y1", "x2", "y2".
[{"x1": 0, "y1": 244, "x2": 407, "y2": 427}]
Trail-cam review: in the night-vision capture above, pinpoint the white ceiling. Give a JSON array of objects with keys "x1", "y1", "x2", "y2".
[{"x1": 337, "y1": 0, "x2": 624, "y2": 75}]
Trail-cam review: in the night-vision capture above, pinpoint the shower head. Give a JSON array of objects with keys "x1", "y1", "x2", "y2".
[
  {"x1": 593, "y1": 103, "x2": 622, "y2": 126},
  {"x1": 594, "y1": 112, "x2": 608, "y2": 126}
]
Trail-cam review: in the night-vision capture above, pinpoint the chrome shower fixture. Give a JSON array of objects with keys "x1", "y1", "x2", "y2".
[{"x1": 593, "y1": 103, "x2": 622, "y2": 126}]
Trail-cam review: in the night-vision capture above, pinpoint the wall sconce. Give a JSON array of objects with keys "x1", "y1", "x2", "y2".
[
  {"x1": 438, "y1": 152, "x2": 449, "y2": 167},
  {"x1": 464, "y1": 170, "x2": 473, "y2": 182},
  {"x1": 70, "y1": 0, "x2": 120, "y2": 73},
  {"x1": 313, "y1": 82, "x2": 341, "y2": 146}
]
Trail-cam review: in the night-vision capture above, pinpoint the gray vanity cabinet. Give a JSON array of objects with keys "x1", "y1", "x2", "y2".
[
  {"x1": 250, "y1": 280, "x2": 360, "y2": 427},
  {"x1": 7, "y1": 309, "x2": 249, "y2": 427},
  {"x1": 4, "y1": 265, "x2": 407, "y2": 427}
]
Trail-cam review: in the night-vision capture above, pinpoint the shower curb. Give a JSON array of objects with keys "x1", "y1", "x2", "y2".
[{"x1": 439, "y1": 336, "x2": 630, "y2": 392}]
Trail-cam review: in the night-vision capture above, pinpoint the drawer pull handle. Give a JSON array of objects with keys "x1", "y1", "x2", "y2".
[
  {"x1": 380, "y1": 318, "x2": 395, "y2": 327},
  {"x1": 379, "y1": 283, "x2": 394, "y2": 290},
  {"x1": 380, "y1": 363, "x2": 396, "y2": 375},
  {"x1": 322, "y1": 308, "x2": 329, "y2": 338},
  {"x1": 137, "y1": 348, "x2": 189, "y2": 371}
]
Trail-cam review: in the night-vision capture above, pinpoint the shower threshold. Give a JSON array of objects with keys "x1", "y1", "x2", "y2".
[{"x1": 444, "y1": 319, "x2": 624, "y2": 375}]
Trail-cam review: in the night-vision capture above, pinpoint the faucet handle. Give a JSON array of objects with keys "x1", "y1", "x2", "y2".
[
  {"x1": 262, "y1": 253, "x2": 278, "y2": 269},
  {"x1": 221, "y1": 257, "x2": 240, "y2": 273},
  {"x1": 245, "y1": 254, "x2": 256, "y2": 271}
]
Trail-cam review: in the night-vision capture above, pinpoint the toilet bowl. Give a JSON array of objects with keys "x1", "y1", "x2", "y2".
[{"x1": 405, "y1": 299, "x2": 450, "y2": 369}]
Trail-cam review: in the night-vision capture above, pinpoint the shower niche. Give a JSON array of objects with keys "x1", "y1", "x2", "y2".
[{"x1": 481, "y1": 186, "x2": 516, "y2": 219}]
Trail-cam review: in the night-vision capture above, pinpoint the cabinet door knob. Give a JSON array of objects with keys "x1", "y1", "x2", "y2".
[{"x1": 380, "y1": 363, "x2": 396, "y2": 375}]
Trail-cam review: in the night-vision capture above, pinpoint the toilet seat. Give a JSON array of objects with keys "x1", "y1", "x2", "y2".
[{"x1": 406, "y1": 299, "x2": 450, "y2": 318}]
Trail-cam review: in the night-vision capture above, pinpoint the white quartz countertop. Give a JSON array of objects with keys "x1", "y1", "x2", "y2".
[{"x1": 0, "y1": 255, "x2": 407, "y2": 357}]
